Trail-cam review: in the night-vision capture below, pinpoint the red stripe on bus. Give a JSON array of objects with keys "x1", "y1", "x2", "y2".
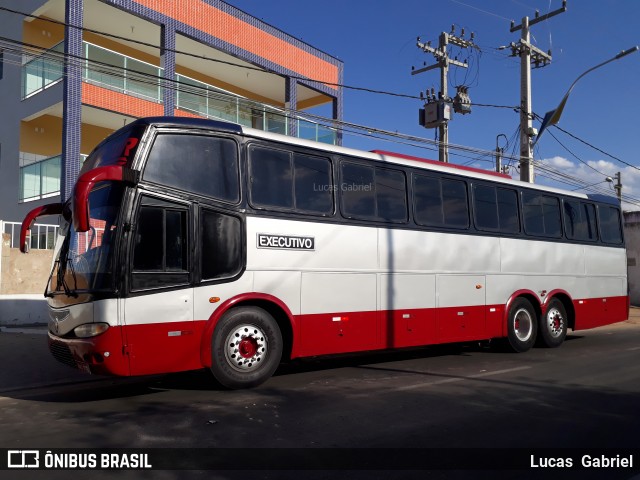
[{"x1": 48, "y1": 296, "x2": 628, "y2": 377}]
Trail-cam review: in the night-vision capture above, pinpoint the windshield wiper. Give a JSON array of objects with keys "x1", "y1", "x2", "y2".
[{"x1": 53, "y1": 251, "x2": 78, "y2": 298}]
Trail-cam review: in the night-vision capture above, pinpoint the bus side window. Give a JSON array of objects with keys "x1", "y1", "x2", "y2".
[
  {"x1": 523, "y1": 192, "x2": 561, "y2": 238},
  {"x1": 341, "y1": 162, "x2": 375, "y2": 219},
  {"x1": 599, "y1": 205, "x2": 623, "y2": 244},
  {"x1": 200, "y1": 209, "x2": 243, "y2": 280},
  {"x1": 144, "y1": 134, "x2": 239, "y2": 203},
  {"x1": 473, "y1": 184, "x2": 499, "y2": 231},
  {"x1": 293, "y1": 153, "x2": 333, "y2": 214},
  {"x1": 249, "y1": 146, "x2": 293, "y2": 209},
  {"x1": 497, "y1": 188, "x2": 520, "y2": 233},
  {"x1": 441, "y1": 179, "x2": 469, "y2": 228},
  {"x1": 131, "y1": 200, "x2": 189, "y2": 290},
  {"x1": 564, "y1": 200, "x2": 597, "y2": 241}
]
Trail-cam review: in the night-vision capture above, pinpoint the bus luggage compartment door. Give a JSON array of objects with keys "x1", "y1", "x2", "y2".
[{"x1": 436, "y1": 275, "x2": 486, "y2": 342}]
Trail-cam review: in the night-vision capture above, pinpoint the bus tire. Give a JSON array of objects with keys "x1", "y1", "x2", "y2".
[
  {"x1": 538, "y1": 298, "x2": 567, "y2": 348},
  {"x1": 506, "y1": 297, "x2": 537, "y2": 353},
  {"x1": 210, "y1": 306, "x2": 282, "y2": 389}
]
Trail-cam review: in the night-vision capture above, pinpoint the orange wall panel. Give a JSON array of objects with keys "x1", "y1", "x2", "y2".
[
  {"x1": 82, "y1": 83, "x2": 164, "y2": 118},
  {"x1": 133, "y1": 0, "x2": 339, "y2": 89}
]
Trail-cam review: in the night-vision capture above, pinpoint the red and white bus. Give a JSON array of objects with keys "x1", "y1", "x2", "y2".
[{"x1": 21, "y1": 117, "x2": 628, "y2": 388}]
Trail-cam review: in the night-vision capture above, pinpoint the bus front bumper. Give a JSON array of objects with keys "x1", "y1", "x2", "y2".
[{"x1": 48, "y1": 327, "x2": 130, "y2": 376}]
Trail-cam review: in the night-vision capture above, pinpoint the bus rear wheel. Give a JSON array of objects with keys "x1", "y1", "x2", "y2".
[
  {"x1": 210, "y1": 306, "x2": 282, "y2": 389},
  {"x1": 538, "y1": 298, "x2": 567, "y2": 348},
  {"x1": 506, "y1": 297, "x2": 537, "y2": 353}
]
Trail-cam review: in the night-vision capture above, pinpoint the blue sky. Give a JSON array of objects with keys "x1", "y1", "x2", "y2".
[{"x1": 230, "y1": 0, "x2": 640, "y2": 209}]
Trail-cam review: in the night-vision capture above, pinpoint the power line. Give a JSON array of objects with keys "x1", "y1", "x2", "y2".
[
  {"x1": 0, "y1": 5, "x2": 524, "y2": 113},
  {"x1": 545, "y1": 129, "x2": 610, "y2": 177},
  {"x1": 1, "y1": 36, "x2": 530, "y2": 171},
  {"x1": 552, "y1": 124, "x2": 640, "y2": 172}
]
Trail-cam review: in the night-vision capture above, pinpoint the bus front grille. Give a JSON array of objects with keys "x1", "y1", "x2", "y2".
[{"x1": 49, "y1": 340, "x2": 78, "y2": 369}]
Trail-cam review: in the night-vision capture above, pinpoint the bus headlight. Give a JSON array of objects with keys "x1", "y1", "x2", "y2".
[{"x1": 74, "y1": 323, "x2": 110, "y2": 338}]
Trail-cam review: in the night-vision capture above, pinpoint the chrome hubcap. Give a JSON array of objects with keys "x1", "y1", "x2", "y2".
[
  {"x1": 514, "y1": 308, "x2": 533, "y2": 342},
  {"x1": 225, "y1": 324, "x2": 267, "y2": 372},
  {"x1": 546, "y1": 307, "x2": 565, "y2": 338}
]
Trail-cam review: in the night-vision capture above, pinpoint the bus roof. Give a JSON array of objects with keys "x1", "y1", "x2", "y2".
[{"x1": 124, "y1": 116, "x2": 618, "y2": 205}]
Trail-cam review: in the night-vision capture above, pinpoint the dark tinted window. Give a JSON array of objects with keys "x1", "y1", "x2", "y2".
[
  {"x1": 249, "y1": 146, "x2": 293, "y2": 209},
  {"x1": 497, "y1": 188, "x2": 520, "y2": 233},
  {"x1": 144, "y1": 134, "x2": 239, "y2": 202},
  {"x1": 376, "y1": 168, "x2": 407, "y2": 222},
  {"x1": 341, "y1": 162, "x2": 375, "y2": 218},
  {"x1": 542, "y1": 196, "x2": 562, "y2": 237},
  {"x1": 413, "y1": 175, "x2": 442, "y2": 226},
  {"x1": 133, "y1": 206, "x2": 187, "y2": 272},
  {"x1": 599, "y1": 206, "x2": 623, "y2": 244},
  {"x1": 474, "y1": 185, "x2": 498, "y2": 230},
  {"x1": 414, "y1": 176, "x2": 468, "y2": 228},
  {"x1": 133, "y1": 207, "x2": 163, "y2": 270},
  {"x1": 442, "y1": 179, "x2": 469, "y2": 228},
  {"x1": 564, "y1": 200, "x2": 598, "y2": 241},
  {"x1": 523, "y1": 192, "x2": 561, "y2": 237},
  {"x1": 201, "y1": 210, "x2": 243, "y2": 280},
  {"x1": 165, "y1": 210, "x2": 187, "y2": 271},
  {"x1": 341, "y1": 162, "x2": 407, "y2": 222},
  {"x1": 293, "y1": 153, "x2": 333, "y2": 214},
  {"x1": 249, "y1": 146, "x2": 333, "y2": 214},
  {"x1": 131, "y1": 200, "x2": 189, "y2": 290}
]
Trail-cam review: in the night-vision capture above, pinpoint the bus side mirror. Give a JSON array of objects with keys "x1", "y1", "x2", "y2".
[{"x1": 20, "y1": 203, "x2": 63, "y2": 253}]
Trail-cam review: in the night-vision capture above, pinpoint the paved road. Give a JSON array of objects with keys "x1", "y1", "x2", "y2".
[{"x1": 1, "y1": 315, "x2": 639, "y2": 480}]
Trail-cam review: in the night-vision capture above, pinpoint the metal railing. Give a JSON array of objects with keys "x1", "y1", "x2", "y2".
[
  {"x1": 1, "y1": 220, "x2": 59, "y2": 250},
  {"x1": 22, "y1": 41, "x2": 338, "y2": 145},
  {"x1": 22, "y1": 41, "x2": 65, "y2": 98},
  {"x1": 19, "y1": 154, "x2": 88, "y2": 202}
]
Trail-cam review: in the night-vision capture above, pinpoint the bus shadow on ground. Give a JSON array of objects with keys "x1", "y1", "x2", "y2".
[{"x1": 12, "y1": 335, "x2": 588, "y2": 403}]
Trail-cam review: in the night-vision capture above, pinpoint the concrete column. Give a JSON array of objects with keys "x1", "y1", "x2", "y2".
[
  {"x1": 60, "y1": 0, "x2": 84, "y2": 200},
  {"x1": 161, "y1": 24, "x2": 176, "y2": 116},
  {"x1": 285, "y1": 77, "x2": 297, "y2": 138}
]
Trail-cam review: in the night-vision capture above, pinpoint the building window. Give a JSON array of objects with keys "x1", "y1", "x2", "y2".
[{"x1": 19, "y1": 154, "x2": 61, "y2": 201}]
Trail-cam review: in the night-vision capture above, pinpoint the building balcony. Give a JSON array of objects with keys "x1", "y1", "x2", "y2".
[
  {"x1": 21, "y1": 41, "x2": 338, "y2": 145},
  {"x1": 19, "y1": 152, "x2": 87, "y2": 202}
]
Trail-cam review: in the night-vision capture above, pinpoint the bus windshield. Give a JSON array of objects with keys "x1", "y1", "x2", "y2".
[{"x1": 47, "y1": 182, "x2": 124, "y2": 298}]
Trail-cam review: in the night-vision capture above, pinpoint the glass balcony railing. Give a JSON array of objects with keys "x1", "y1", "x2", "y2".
[
  {"x1": 175, "y1": 73, "x2": 337, "y2": 144},
  {"x1": 21, "y1": 41, "x2": 338, "y2": 145},
  {"x1": 84, "y1": 42, "x2": 162, "y2": 101},
  {"x1": 19, "y1": 153, "x2": 88, "y2": 202},
  {"x1": 22, "y1": 42, "x2": 65, "y2": 98}
]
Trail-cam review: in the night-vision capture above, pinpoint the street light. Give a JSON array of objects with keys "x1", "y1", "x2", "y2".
[
  {"x1": 535, "y1": 46, "x2": 639, "y2": 144},
  {"x1": 570, "y1": 176, "x2": 613, "y2": 191}
]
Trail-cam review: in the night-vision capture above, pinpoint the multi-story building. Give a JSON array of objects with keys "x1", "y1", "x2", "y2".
[{"x1": 0, "y1": 0, "x2": 344, "y2": 243}]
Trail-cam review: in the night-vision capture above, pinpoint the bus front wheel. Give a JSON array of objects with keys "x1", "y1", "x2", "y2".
[
  {"x1": 210, "y1": 306, "x2": 283, "y2": 389},
  {"x1": 506, "y1": 297, "x2": 537, "y2": 353}
]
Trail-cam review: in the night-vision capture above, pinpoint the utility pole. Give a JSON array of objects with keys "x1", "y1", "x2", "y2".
[
  {"x1": 614, "y1": 172, "x2": 622, "y2": 201},
  {"x1": 508, "y1": 0, "x2": 567, "y2": 182},
  {"x1": 413, "y1": 26, "x2": 477, "y2": 163},
  {"x1": 495, "y1": 134, "x2": 507, "y2": 174}
]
